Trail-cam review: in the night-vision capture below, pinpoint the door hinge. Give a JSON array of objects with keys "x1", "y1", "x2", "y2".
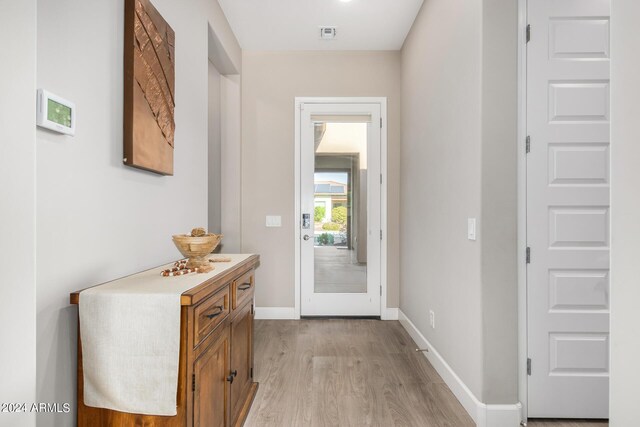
[
  {"x1": 192, "y1": 373, "x2": 196, "y2": 392},
  {"x1": 380, "y1": 230, "x2": 383, "y2": 240},
  {"x1": 250, "y1": 367, "x2": 254, "y2": 379},
  {"x1": 526, "y1": 24, "x2": 531, "y2": 43},
  {"x1": 380, "y1": 173, "x2": 383, "y2": 184},
  {"x1": 380, "y1": 285, "x2": 382, "y2": 296},
  {"x1": 380, "y1": 117, "x2": 383, "y2": 128},
  {"x1": 526, "y1": 247, "x2": 531, "y2": 264},
  {"x1": 526, "y1": 135, "x2": 531, "y2": 154},
  {"x1": 527, "y1": 358, "x2": 532, "y2": 376}
]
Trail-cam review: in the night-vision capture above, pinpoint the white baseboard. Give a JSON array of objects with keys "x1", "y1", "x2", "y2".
[
  {"x1": 398, "y1": 310, "x2": 522, "y2": 427},
  {"x1": 256, "y1": 307, "x2": 397, "y2": 320},
  {"x1": 484, "y1": 404, "x2": 523, "y2": 427},
  {"x1": 254, "y1": 307, "x2": 296, "y2": 320},
  {"x1": 382, "y1": 307, "x2": 399, "y2": 320}
]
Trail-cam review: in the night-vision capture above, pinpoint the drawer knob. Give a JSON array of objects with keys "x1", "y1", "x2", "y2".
[
  {"x1": 205, "y1": 305, "x2": 224, "y2": 319},
  {"x1": 226, "y1": 374, "x2": 234, "y2": 383},
  {"x1": 238, "y1": 283, "x2": 251, "y2": 291}
]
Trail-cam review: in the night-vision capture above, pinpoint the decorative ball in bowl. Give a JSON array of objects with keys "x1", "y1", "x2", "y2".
[{"x1": 172, "y1": 229, "x2": 223, "y2": 273}]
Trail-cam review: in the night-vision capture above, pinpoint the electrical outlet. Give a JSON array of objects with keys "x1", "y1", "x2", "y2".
[{"x1": 429, "y1": 310, "x2": 435, "y2": 329}]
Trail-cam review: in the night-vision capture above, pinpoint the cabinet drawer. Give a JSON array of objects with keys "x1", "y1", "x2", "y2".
[
  {"x1": 194, "y1": 286, "x2": 230, "y2": 347},
  {"x1": 232, "y1": 271, "x2": 254, "y2": 310}
]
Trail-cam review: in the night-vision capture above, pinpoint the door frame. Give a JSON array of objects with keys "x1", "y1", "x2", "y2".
[
  {"x1": 517, "y1": 0, "x2": 528, "y2": 422},
  {"x1": 293, "y1": 97, "x2": 389, "y2": 319}
]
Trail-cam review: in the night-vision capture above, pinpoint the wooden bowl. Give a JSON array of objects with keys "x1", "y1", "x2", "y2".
[{"x1": 172, "y1": 233, "x2": 223, "y2": 272}]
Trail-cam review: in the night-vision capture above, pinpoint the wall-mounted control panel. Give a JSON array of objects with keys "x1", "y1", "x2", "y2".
[{"x1": 36, "y1": 89, "x2": 76, "y2": 135}]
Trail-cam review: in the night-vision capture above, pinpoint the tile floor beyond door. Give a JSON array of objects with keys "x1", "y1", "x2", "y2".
[
  {"x1": 244, "y1": 319, "x2": 608, "y2": 427},
  {"x1": 314, "y1": 247, "x2": 367, "y2": 294}
]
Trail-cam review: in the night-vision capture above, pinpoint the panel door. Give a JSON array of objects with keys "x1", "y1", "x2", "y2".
[
  {"x1": 229, "y1": 301, "x2": 253, "y2": 424},
  {"x1": 527, "y1": 0, "x2": 610, "y2": 418},
  {"x1": 194, "y1": 326, "x2": 230, "y2": 427}
]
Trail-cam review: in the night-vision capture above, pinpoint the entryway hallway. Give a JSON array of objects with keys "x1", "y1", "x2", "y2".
[
  {"x1": 245, "y1": 320, "x2": 610, "y2": 427},
  {"x1": 245, "y1": 319, "x2": 475, "y2": 426}
]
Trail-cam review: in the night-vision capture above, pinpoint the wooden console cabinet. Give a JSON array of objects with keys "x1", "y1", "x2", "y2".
[{"x1": 70, "y1": 255, "x2": 260, "y2": 427}]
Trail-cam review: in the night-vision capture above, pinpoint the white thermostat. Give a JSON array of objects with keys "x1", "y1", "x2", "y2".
[{"x1": 36, "y1": 89, "x2": 76, "y2": 135}]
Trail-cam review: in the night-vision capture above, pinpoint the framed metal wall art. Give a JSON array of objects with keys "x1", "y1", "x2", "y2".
[{"x1": 123, "y1": 0, "x2": 175, "y2": 175}]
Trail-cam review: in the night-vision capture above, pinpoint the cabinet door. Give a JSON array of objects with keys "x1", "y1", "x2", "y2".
[
  {"x1": 194, "y1": 326, "x2": 229, "y2": 427},
  {"x1": 229, "y1": 301, "x2": 253, "y2": 424}
]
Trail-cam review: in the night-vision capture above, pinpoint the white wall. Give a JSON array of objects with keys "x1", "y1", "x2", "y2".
[
  {"x1": 209, "y1": 61, "x2": 222, "y2": 234},
  {"x1": 400, "y1": 0, "x2": 484, "y2": 398},
  {"x1": 400, "y1": 0, "x2": 518, "y2": 406},
  {"x1": 480, "y1": 0, "x2": 518, "y2": 404},
  {"x1": 241, "y1": 51, "x2": 401, "y2": 310},
  {"x1": 207, "y1": 16, "x2": 243, "y2": 252},
  {"x1": 0, "y1": 1, "x2": 37, "y2": 426},
  {"x1": 220, "y1": 74, "x2": 243, "y2": 253},
  {"x1": 34, "y1": 0, "x2": 240, "y2": 425},
  {"x1": 610, "y1": 0, "x2": 640, "y2": 424}
]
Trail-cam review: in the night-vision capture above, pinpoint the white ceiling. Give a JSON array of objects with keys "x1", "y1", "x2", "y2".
[{"x1": 217, "y1": 0, "x2": 424, "y2": 51}]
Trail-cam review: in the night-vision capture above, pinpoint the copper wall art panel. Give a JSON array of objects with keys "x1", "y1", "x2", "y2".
[{"x1": 123, "y1": 0, "x2": 175, "y2": 175}]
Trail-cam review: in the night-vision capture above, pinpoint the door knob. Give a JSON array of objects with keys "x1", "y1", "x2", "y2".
[{"x1": 303, "y1": 235, "x2": 311, "y2": 241}]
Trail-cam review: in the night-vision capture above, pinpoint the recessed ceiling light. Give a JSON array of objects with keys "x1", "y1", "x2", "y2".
[{"x1": 339, "y1": 0, "x2": 353, "y2": 3}]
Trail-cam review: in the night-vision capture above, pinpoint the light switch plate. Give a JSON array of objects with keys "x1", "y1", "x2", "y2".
[
  {"x1": 467, "y1": 218, "x2": 476, "y2": 240},
  {"x1": 266, "y1": 215, "x2": 282, "y2": 227}
]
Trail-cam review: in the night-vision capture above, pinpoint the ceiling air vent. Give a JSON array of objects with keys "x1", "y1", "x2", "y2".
[{"x1": 319, "y1": 27, "x2": 337, "y2": 40}]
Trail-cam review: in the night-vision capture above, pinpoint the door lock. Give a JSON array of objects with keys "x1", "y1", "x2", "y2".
[
  {"x1": 303, "y1": 235, "x2": 311, "y2": 241},
  {"x1": 302, "y1": 213, "x2": 311, "y2": 229}
]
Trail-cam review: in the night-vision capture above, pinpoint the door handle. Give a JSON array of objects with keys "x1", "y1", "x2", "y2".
[
  {"x1": 205, "y1": 305, "x2": 224, "y2": 319},
  {"x1": 226, "y1": 370, "x2": 238, "y2": 383},
  {"x1": 303, "y1": 235, "x2": 311, "y2": 241}
]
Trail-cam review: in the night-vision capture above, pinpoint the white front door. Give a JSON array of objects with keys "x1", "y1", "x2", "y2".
[
  {"x1": 526, "y1": 0, "x2": 610, "y2": 418},
  {"x1": 299, "y1": 101, "x2": 382, "y2": 316}
]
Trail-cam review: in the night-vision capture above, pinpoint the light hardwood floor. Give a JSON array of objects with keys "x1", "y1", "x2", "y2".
[{"x1": 245, "y1": 319, "x2": 608, "y2": 427}]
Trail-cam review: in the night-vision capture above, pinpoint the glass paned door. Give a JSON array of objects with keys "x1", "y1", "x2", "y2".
[{"x1": 300, "y1": 103, "x2": 381, "y2": 316}]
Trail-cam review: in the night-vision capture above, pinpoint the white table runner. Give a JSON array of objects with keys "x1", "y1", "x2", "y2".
[{"x1": 79, "y1": 254, "x2": 251, "y2": 416}]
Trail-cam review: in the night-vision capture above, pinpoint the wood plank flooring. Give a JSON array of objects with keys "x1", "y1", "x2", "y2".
[{"x1": 245, "y1": 319, "x2": 608, "y2": 427}]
